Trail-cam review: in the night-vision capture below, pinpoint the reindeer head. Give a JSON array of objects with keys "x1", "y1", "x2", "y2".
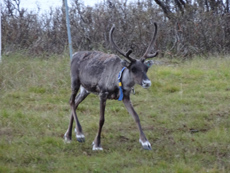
[{"x1": 109, "y1": 23, "x2": 158, "y2": 89}]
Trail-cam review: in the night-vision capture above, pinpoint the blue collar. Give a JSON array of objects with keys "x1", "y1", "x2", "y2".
[{"x1": 118, "y1": 67, "x2": 126, "y2": 101}]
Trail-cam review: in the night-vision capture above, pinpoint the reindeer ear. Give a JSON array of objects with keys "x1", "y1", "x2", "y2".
[
  {"x1": 144, "y1": 60, "x2": 154, "y2": 68},
  {"x1": 121, "y1": 59, "x2": 130, "y2": 67}
]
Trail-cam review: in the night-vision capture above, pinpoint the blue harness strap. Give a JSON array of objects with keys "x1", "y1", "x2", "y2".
[{"x1": 118, "y1": 67, "x2": 126, "y2": 101}]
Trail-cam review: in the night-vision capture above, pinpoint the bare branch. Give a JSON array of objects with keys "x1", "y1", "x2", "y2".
[{"x1": 154, "y1": 0, "x2": 173, "y2": 19}]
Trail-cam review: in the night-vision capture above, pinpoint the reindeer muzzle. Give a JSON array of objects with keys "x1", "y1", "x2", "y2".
[{"x1": 142, "y1": 79, "x2": 151, "y2": 88}]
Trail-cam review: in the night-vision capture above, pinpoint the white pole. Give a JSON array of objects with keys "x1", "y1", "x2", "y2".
[
  {"x1": 64, "y1": 0, "x2": 73, "y2": 60},
  {"x1": 0, "y1": 2, "x2": 2, "y2": 63}
]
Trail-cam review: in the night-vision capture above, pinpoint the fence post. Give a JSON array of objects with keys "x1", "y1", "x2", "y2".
[{"x1": 64, "y1": 0, "x2": 73, "y2": 60}]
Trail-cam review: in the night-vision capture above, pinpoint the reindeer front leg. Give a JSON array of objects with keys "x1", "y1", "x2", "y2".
[
  {"x1": 92, "y1": 93, "x2": 107, "y2": 150},
  {"x1": 123, "y1": 95, "x2": 152, "y2": 150}
]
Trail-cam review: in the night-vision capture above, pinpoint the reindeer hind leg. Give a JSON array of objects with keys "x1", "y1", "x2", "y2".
[
  {"x1": 74, "y1": 86, "x2": 89, "y2": 142},
  {"x1": 64, "y1": 83, "x2": 89, "y2": 143},
  {"x1": 64, "y1": 85, "x2": 79, "y2": 143}
]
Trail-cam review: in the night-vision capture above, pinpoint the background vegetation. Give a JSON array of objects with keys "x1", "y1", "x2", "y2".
[
  {"x1": 1, "y1": 0, "x2": 230, "y2": 58},
  {"x1": 0, "y1": 53, "x2": 230, "y2": 172}
]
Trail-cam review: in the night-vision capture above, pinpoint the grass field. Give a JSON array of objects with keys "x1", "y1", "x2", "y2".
[{"x1": 0, "y1": 53, "x2": 230, "y2": 172}]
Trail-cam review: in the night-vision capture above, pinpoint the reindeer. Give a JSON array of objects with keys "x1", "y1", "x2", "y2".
[{"x1": 64, "y1": 23, "x2": 158, "y2": 150}]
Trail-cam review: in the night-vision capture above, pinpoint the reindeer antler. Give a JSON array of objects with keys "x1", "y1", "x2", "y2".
[
  {"x1": 141, "y1": 23, "x2": 159, "y2": 61},
  {"x1": 109, "y1": 25, "x2": 135, "y2": 62}
]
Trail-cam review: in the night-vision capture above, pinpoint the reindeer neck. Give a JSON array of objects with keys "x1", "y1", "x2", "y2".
[{"x1": 121, "y1": 68, "x2": 135, "y2": 92}]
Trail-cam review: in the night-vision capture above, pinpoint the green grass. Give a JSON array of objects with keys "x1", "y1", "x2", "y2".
[{"x1": 1, "y1": 53, "x2": 230, "y2": 172}]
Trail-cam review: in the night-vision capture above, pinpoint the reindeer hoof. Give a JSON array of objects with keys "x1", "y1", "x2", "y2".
[
  {"x1": 92, "y1": 142, "x2": 103, "y2": 151},
  {"x1": 76, "y1": 134, "x2": 85, "y2": 143},
  {"x1": 75, "y1": 128, "x2": 85, "y2": 142},
  {"x1": 139, "y1": 139, "x2": 152, "y2": 150},
  {"x1": 64, "y1": 133, "x2": 72, "y2": 143}
]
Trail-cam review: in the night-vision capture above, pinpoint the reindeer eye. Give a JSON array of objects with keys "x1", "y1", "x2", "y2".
[{"x1": 131, "y1": 67, "x2": 137, "y2": 73}]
